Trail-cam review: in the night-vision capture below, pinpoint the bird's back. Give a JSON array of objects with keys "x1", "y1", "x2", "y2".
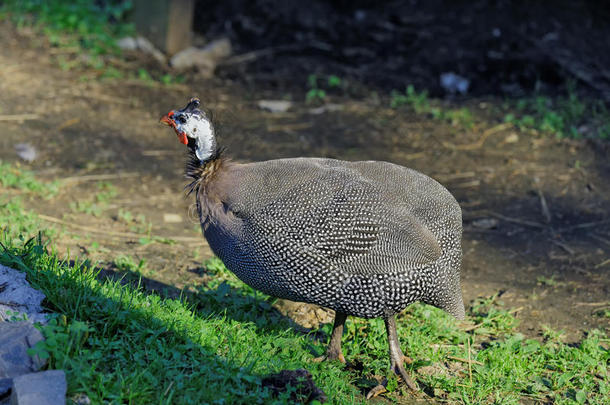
[{"x1": 200, "y1": 157, "x2": 463, "y2": 318}]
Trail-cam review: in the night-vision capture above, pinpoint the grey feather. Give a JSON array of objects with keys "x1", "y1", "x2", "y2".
[{"x1": 196, "y1": 157, "x2": 464, "y2": 319}]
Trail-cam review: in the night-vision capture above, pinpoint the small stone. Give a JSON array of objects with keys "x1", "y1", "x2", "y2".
[
  {"x1": 163, "y1": 213, "x2": 182, "y2": 223},
  {"x1": 135, "y1": 37, "x2": 166, "y2": 64},
  {"x1": 440, "y1": 72, "x2": 470, "y2": 95},
  {"x1": 170, "y1": 38, "x2": 232, "y2": 76},
  {"x1": 504, "y1": 133, "x2": 519, "y2": 143},
  {"x1": 471, "y1": 218, "x2": 499, "y2": 229},
  {"x1": 70, "y1": 393, "x2": 91, "y2": 405},
  {"x1": 117, "y1": 37, "x2": 138, "y2": 50},
  {"x1": 10, "y1": 370, "x2": 66, "y2": 405},
  {"x1": 14, "y1": 144, "x2": 37, "y2": 163},
  {"x1": 117, "y1": 37, "x2": 166, "y2": 64},
  {"x1": 257, "y1": 100, "x2": 293, "y2": 113},
  {"x1": 0, "y1": 265, "x2": 47, "y2": 324},
  {"x1": 0, "y1": 322, "x2": 46, "y2": 378}
]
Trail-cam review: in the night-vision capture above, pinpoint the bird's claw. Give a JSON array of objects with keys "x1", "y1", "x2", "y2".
[
  {"x1": 365, "y1": 379, "x2": 388, "y2": 399},
  {"x1": 313, "y1": 351, "x2": 345, "y2": 364}
]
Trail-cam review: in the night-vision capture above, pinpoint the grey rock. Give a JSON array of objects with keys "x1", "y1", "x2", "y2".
[
  {"x1": 257, "y1": 100, "x2": 293, "y2": 113},
  {"x1": 117, "y1": 36, "x2": 166, "y2": 64},
  {"x1": 0, "y1": 322, "x2": 46, "y2": 379},
  {"x1": 170, "y1": 38, "x2": 232, "y2": 75},
  {"x1": 116, "y1": 36, "x2": 137, "y2": 50},
  {"x1": 0, "y1": 265, "x2": 47, "y2": 324},
  {"x1": 440, "y1": 72, "x2": 470, "y2": 95},
  {"x1": 10, "y1": 370, "x2": 66, "y2": 405},
  {"x1": 471, "y1": 218, "x2": 499, "y2": 229},
  {"x1": 0, "y1": 378, "x2": 11, "y2": 398},
  {"x1": 14, "y1": 144, "x2": 37, "y2": 163}
]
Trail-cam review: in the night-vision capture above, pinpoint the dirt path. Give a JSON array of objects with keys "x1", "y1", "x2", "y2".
[{"x1": 1, "y1": 22, "x2": 608, "y2": 340}]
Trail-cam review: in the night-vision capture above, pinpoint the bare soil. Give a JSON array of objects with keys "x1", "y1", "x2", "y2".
[{"x1": 0, "y1": 21, "x2": 608, "y2": 342}]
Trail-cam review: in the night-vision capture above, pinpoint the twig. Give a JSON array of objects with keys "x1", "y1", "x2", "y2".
[
  {"x1": 467, "y1": 338, "x2": 473, "y2": 385},
  {"x1": 453, "y1": 180, "x2": 481, "y2": 188},
  {"x1": 266, "y1": 122, "x2": 312, "y2": 132},
  {"x1": 61, "y1": 172, "x2": 140, "y2": 184},
  {"x1": 67, "y1": 90, "x2": 133, "y2": 105},
  {"x1": 589, "y1": 234, "x2": 610, "y2": 246},
  {"x1": 434, "y1": 171, "x2": 476, "y2": 181},
  {"x1": 37, "y1": 214, "x2": 201, "y2": 243},
  {"x1": 447, "y1": 355, "x2": 483, "y2": 366},
  {"x1": 0, "y1": 114, "x2": 39, "y2": 121},
  {"x1": 486, "y1": 212, "x2": 546, "y2": 229},
  {"x1": 141, "y1": 150, "x2": 178, "y2": 157},
  {"x1": 558, "y1": 219, "x2": 610, "y2": 233},
  {"x1": 551, "y1": 240, "x2": 575, "y2": 255},
  {"x1": 56, "y1": 118, "x2": 80, "y2": 132},
  {"x1": 534, "y1": 178, "x2": 552, "y2": 223},
  {"x1": 442, "y1": 123, "x2": 512, "y2": 150},
  {"x1": 594, "y1": 259, "x2": 610, "y2": 269},
  {"x1": 163, "y1": 380, "x2": 175, "y2": 397},
  {"x1": 574, "y1": 301, "x2": 610, "y2": 307}
]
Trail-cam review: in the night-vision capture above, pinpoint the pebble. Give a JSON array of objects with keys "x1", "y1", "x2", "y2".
[
  {"x1": 10, "y1": 370, "x2": 66, "y2": 405},
  {"x1": 257, "y1": 100, "x2": 293, "y2": 113}
]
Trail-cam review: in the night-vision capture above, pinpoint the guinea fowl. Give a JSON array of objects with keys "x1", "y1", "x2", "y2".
[{"x1": 161, "y1": 98, "x2": 465, "y2": 396}]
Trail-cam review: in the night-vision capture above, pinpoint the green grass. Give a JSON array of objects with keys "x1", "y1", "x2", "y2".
[
  {"x1": 0, "y1": 160, "x2": 608, "y2": 403},
  {"x1": 503, "y1": 84, "x2": 610, "y2": 140},
  {"x1": 0, "y1": 160, "x2": 59, "y2": 196},
  {"x1": 390, "y1": 85, "x2": 476, "y2": 129},
  {"x1": 0, "y1": 233, "x2": 607, "y2": 403},
  {"x1": 69, "y1": 182, "x2": 117, "y2": 217},
  {"x1": 0, "y1": 0, "x2": 133, "y2": 60}
]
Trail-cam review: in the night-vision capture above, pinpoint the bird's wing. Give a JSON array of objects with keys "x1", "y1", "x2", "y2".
[{"x1": 234, "y1": 165, "x2": 441, "y2": 274}]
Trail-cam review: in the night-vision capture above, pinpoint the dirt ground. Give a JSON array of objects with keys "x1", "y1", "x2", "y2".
[{"x1": 0, "y1": 20, "x2": 608, "y2": 342}]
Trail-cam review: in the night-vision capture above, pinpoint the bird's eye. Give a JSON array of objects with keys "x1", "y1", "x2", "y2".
[{"x1": 175, "y1": 115, "x2": 187, "y2": 124}]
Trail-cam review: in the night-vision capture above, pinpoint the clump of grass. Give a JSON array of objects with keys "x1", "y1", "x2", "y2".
[
  {"x1": 0, "y1": 0, "x2": 133, "y2": 59},
  {"x1": 69, "y1": 182, "x2": 117, "y2": 217},
  {"x1": 0, "y1": 160, "x2": 59, "y2": 196},
  {"x1": 1, "y1": 233, "x2": 607, "y2": 404},
  {"x1": 390, "y1": 85, "x2": 475, "y2": 128},
  {"x1": 306, "y1": 74, "x2": 347, "y2": 104},
  {"x1": 503, "y1": 83, "x2": 610, "y2": 140},
  {"x1": 0, "y1": 236, "x2": 359, "y2": 404}
]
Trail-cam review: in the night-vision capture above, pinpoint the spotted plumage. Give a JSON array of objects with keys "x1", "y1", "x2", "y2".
[{"x1": 161, "y1": 98, "x2": 465, "y2": 394}]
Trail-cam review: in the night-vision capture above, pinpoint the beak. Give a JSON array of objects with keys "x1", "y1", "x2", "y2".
[{"x1": 160, "y1": 115, "x2": 173, "y2": 126}]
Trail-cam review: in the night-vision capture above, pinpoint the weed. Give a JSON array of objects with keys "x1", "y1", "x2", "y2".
[
  {"x1": 113, "y1": 254, "x2": 147, "y2": 274},
  {"x1": 390, "y1": 86, "x2": 475, "y2": 129},
  {"x1": 306, "y1": 74, "x2": 327, "y2": 104},
  {"x1": 70, "y1": 182, "x2": 117, "y2": 217},
  {"x1": 305, "y1": 74, "x2": 347, "y2": 104},
  {"x1": 504, "y1": 83, "x2": 609, "y2": 139},
  {"x1": 0, "y1": 160, "x2": 59, "y2": 197},
  {"x1": 0, "y1": 0, "x2": 133, "y2": 57}
]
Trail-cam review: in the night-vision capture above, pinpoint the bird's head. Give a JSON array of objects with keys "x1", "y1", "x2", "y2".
[{"x1": 160, "y1": 98, "x2": 217, "y2": 162}]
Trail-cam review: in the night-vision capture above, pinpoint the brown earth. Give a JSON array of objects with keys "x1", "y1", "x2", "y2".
[{"x1": 0, "y1": 21, "x2": 608, "y2": 343}]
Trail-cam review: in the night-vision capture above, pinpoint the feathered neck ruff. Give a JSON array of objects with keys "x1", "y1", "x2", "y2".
[{"x1": 185, "y1": 147, "x2": 228, "y2": 196}]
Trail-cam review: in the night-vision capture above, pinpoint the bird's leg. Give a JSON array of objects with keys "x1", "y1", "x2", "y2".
[
  {"x1": 314, "y1": 311, "x2": 347, "y2": 363},
  {"x1": 367, "y1": 315, "x2": 418, "y2": 399},
  {"x1": 386, "y1": 315, "x2": 418, "y2": 390}
]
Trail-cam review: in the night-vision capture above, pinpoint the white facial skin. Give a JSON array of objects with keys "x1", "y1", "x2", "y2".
[{"x1": 175, "y1": 112, "x2": 216, "y2": 161}]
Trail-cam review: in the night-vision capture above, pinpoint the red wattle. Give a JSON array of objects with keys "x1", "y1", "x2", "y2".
[{"x1": 178, "y1": 132, "x2": 188, "y2": 145}]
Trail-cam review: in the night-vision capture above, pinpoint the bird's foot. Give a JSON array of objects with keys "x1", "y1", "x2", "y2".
[
  {"x1": 392, "y1": 360, "x2": 418, "y2": 391},
  {"x1": 313, "y1": 349, "x2": 346, "y2": 364},
  {"x1": 365, "y1": 379, "x2": 388, "y2": 399}
]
